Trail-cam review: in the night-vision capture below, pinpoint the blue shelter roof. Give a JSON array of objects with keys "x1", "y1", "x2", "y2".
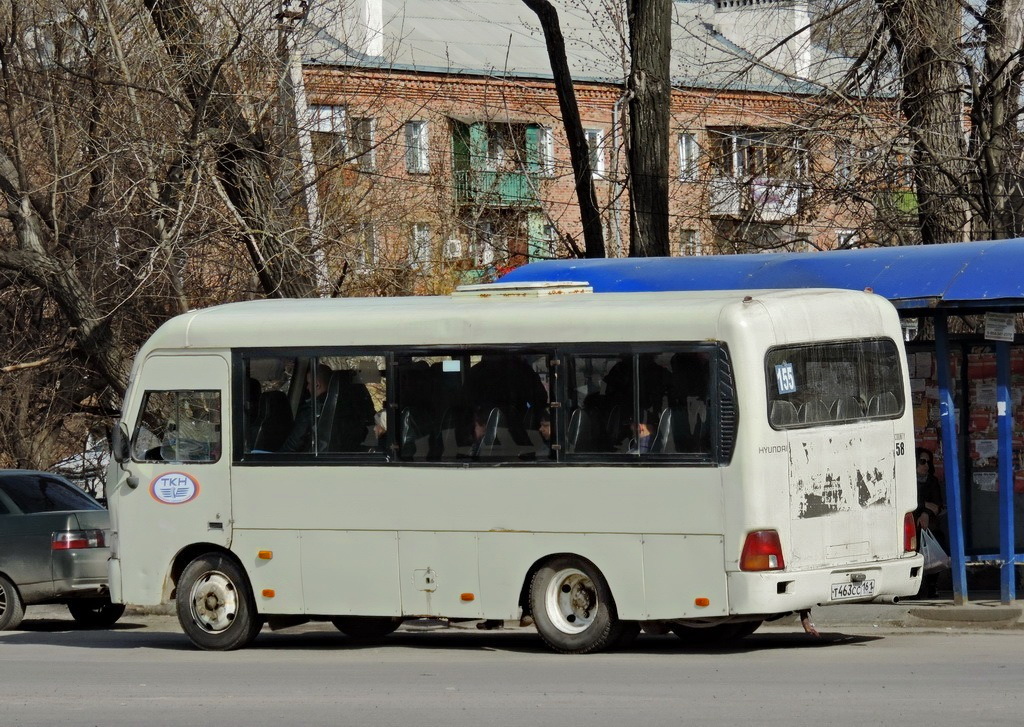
[{"x1": 499, "y1": 239, "x2": 1024, "y2": 312}]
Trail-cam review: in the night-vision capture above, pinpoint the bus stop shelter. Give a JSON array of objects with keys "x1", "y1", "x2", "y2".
[{"x1": 501, "y1": 238, "x2": 1024, "y2": 605}]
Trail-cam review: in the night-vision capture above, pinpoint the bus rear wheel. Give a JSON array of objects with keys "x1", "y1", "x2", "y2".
[
  {"x1": 331, "y1": 616, "x2": 402, "y2": 641},
  {"x1": 177, "y1": 554, "x2": 261, "y2": 651},
  {"x1": 529, "y1": 556, "x2": 622, "y2": 654}
]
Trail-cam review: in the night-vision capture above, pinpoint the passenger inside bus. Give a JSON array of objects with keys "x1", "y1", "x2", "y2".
[{"x1": 280, "y1": 363, "x2": 332, "y2": 452}]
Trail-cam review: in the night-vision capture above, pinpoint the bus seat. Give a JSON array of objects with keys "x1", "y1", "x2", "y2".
[
  {"x1": 769, "y1": 400, "x2": 798, "y2": 427},
  {"x1": 566, "y1": 408, "x2": 596, "y2": 453},
  {"x1": 648, "y1": 408, "x2": 675, "y2": 454},
  {"x1": 605, "y1": 405, "x2": 623, "y2": 448},
  {"x1": 399, "y1": 407, "x2": 430, "y2": 459},
  {"x1": 798, "y1": 399, "x2": 830, "y2": 424},
  {"x1": 831, "y1": 396, "x2": 864, "y2": 420},
  {"x1": 867, "y1": 391, "x2": 899, "y2": 416},
  {"x1": 252, "y1": 390, "x2": 293, "y2": 451},
  {"x1": 477, "y1": 407, "x2": 509, "y2": 458},
  {"x1": 313, "y1": 371, "x2": 343, "y2": 451},
  {"x1": 329, "y1": 373, "x2": 376, "y2": 452},
  {"x1": 439, "y1": 406, "x2": 471, "y2": 458},
  {"x1": 673, "y1": 398, "x2": 710, "y2": 452}
]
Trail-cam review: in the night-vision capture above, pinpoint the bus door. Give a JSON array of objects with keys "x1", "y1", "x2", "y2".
[{"x1": 111, "y1": 354, "x2": 232, "y2": 604}]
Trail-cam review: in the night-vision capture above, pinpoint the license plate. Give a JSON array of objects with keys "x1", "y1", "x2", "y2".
[{"x1": 830, "y1": 579, "x2": 876, "y2": 601}]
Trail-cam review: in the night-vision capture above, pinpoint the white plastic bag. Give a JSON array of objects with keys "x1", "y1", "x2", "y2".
[{"x1": 921, "y1": 528, "x2": 950, "y2": 573}]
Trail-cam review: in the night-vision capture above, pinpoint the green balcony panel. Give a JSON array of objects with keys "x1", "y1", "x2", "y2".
[{"x1": 454, "y1": 171, "x2": 540, "y2": 208}]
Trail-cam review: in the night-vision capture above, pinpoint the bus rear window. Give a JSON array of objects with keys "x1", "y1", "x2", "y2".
[{"x1": 765, "y1": 339, "x2": 904, "y2": 429}]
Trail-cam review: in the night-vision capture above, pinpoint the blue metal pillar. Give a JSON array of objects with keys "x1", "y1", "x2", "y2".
[
  {"x1": 934, "y1": 317, "x2": 968, "y2": 604},
  {"x1": 996, "y1": 341, "x2": 1016, "y2": 603}
]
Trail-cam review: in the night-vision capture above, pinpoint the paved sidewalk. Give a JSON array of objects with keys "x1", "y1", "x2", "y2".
[{"x1": 801, "y1": 592, "x2": 1024, "y2": 631}]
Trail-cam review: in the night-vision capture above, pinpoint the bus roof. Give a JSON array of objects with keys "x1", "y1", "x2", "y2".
[{"x1": 139, "y1": 287, "x2": 895, "y2": 353}]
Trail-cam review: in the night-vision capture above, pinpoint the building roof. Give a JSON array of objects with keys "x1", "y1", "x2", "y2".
[
  {"x1": 302, "y1": 0, "x2": 854, "y2": 94},
  {"x1": 497, "y1": 239, "x2": 1024, "y2": 312}
]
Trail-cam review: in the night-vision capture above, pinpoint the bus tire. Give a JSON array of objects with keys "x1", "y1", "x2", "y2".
[
  {"x1": 68, "y1": 598, "x2": 126, "y2": 628},
  {"x1": 176, "y1": 554, "x2": 261, "y2": 651},
  {"x1": 0, "y1": 574, "x2": 25, "y2": 631},
  {"x1": 331, "y1": 616, "x2": 402, "y2": 641},
  {"x1": 529, "y1": 556, "x2": 621, "y2": 654}
]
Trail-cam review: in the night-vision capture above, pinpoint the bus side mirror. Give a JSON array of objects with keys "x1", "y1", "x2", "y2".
[{"x1": 112, "y1": 422, "x2": 131, "y2": 464}]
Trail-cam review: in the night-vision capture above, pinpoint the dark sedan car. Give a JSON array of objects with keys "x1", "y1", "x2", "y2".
[{"x1": 0, "y1": 470, "x2": 124, "y2": 630}]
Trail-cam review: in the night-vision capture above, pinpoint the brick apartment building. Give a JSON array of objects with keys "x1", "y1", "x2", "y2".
[{"x1": 293, "y1": 0, "x2": 911, "y2": 290}]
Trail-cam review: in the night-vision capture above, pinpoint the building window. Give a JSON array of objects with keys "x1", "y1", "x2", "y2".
[
  {"x1": 350, "y1": 117, "x2": 375, "y2": 171},
  {"x1": 709, "y1": 128, "x2": 806, "y2": 181},
  {"x1": 354, "y1": 223, "x2": 377, "y2": 270},
  {"x1": 473, "y1": 221, "x2": 496, "y2": 267},
  {"x1": 410, "y1": 223, "x2": 432, "y2": 265},
  {"x1": 310, "y1": 104, "x2": 347, "y2": 135},
  {"x1": 678, "y1": 132, "x2": 699, "y2": 181},
  {"x1": 542, "y1": 224, "x2": 557, "y2": 257},
  {"x1": 672, "y1": 229, "x2": 701, "y2": 256},
  {"x1": 584, "y1": 128, "x2": 605, "y2": 178},
  {"x1": 837, "y1": 230, "x2": 860, "y2": 249},
  {"x1": 309, "y1": 105, "x2": 348, "y2": 161},
  {"x1": 405, "y1": 121, "x2": 430, "y2": 174},
  {"x1": 539, "y1": 126, "x2": 556, "y2": 177}
]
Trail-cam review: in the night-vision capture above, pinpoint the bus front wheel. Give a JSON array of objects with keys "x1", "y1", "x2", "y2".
[
  {"x1": 529, "y1": 556, "x2": 622, "y2": 654},
  {"x1": 176, "y1": 554, "x2": 261, "y2": 651}
]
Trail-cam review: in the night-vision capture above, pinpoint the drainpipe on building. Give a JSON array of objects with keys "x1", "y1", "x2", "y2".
[
  {"x1": 610, "y1": 91, "x2": 632, "y2": 258},
  {"x1": 279, "y1": 0, "x2": 328, "y2": 295}
]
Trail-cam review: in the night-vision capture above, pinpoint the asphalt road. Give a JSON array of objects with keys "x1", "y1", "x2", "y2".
[{"x1": 1, "y1": 609, "x2": 1021, "y2": 727}]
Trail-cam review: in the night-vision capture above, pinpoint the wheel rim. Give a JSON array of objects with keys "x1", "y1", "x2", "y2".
[
  {"x1": 0, "y1": 583, "x2": 7, "y2": 616},
  {"x1": 544, "y1": 567, "x2": 598, "y2": 635},
  {"x1": 188, "y1": 570, "x2": 239, "y2": 634}
]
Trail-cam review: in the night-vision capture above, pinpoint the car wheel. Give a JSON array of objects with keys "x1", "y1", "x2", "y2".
[
  {"x1": 176, "y1": 553, "x2": 261, "y2": 651},
  {"x1": 67, "y1": 598, "x2": 127, "y2": 628},
  {"x1": 0, "y1": 574, "x2": 25, "y2": 631},
  {"x1": 331, "y1": 616, "x2": 402, "y2": 641},
  {"x1": 529, "y1": 556, "x2": 622, "y2": 654}
]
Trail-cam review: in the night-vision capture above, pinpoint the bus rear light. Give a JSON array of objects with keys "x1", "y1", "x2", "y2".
[
  {"x1": 904, "y1": 512, "x2": 917, "y2": 553},
  {"x1": 52, "y1": 529, "x2": 105, "y2": 550},
  {"x1": 740, "y1": 530, "x2": 785, "y2": 571}
]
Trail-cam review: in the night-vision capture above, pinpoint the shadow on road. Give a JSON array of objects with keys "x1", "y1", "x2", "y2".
[{"x1": 0, "y1": 618, "x2": 881, "y2": 654}]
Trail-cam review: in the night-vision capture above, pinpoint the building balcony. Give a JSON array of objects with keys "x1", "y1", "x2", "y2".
[
  {"x1": 453, "y1": 170, "x2": 540, "y2": 208},
  {"x1": 874, "y1": 190, "x2": 918, "y2": 216},
  {"x1": 709, "y1": 177, "x2": 805, "y2": 221}
]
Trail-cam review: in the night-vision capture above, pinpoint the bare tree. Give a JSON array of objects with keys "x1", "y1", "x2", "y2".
[
  {"x1": 521, "y1": 0, "x2": 606, "y2": 258},
  {"x1": 626, "y1": 0, "x2": 670, "y2": 256}
]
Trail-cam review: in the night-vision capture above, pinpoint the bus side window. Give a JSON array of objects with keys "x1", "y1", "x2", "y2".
[{"x1": 131, "y1": 390, "x2": 221, "y2": 463}]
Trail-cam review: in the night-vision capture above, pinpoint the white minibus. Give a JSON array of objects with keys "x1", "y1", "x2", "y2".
[{"x1": 107, "y1": 283, "x2": 923, "y2": 652}]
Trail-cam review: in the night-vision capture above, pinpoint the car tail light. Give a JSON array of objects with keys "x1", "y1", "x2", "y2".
[
  {"x1": 904, "y1": 512, "x2": 917, "y2": 553},
  {"x1": 740, "y1": 530, "x2": 785, "y2": 571},
  {"x1": 52, "y1": 529, "x2": 106, "y2": 550}
]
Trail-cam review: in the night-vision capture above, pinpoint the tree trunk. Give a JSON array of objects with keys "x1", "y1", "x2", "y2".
[
  {"x1": 522, "y1": 0, "x2": 606, "y2": 258},
  {"x1": 877, "y1": 0, "x2": 969, "y2": 244},
  {"x1": 970, "y1": 0, "x2": 1024, "y2": 239},
  {"x1": 627, "y1": 0, "x2": 671, "y2": 257}
]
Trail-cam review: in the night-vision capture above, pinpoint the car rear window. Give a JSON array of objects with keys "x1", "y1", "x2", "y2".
[{"x1": 0, "y1": 474, "x2": 101, "y2": 513}]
